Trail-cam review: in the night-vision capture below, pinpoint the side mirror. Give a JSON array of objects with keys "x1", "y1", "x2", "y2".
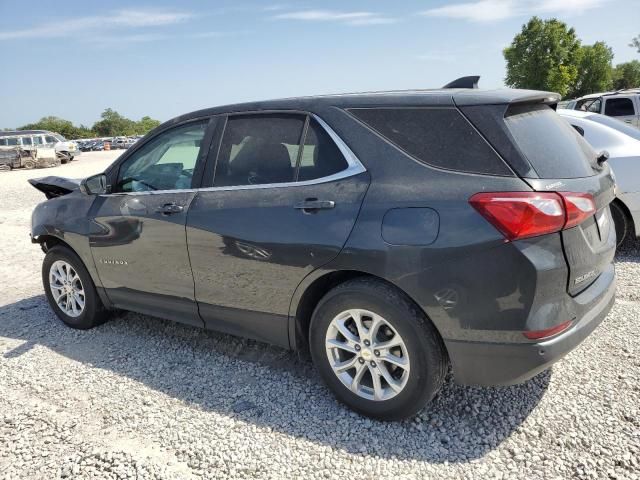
[{"x1": 80, "y1": 173, "x2": 107, "y2": 195}]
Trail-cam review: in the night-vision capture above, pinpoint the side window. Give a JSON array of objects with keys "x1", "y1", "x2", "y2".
[
  {"x1": 115, "y1": 120, "x2": 208, "y2": 193},
  {"x1": 45, "y1": 135, "x2": 57, "y2": 144},
  {"x1": 214, "y1": 114, "x2": 305, "y2": 187},
  {"x1": 7, "y1": 138, "x2": 18, "y2": 146},
  {"x1": 576, "y1": 98, "x2": 601, "y2": 112},
  {"x1": 604, "y1": 98, "x2": 635, "y2": 117},
  {"x1": 350, "y1": 107, "x2": 511, "y2": 175},
  {"x1": 587, "y1": 99, "x2": 601, "y2": 113},
  {"x1": 0, "y1": 139, "x2": 7, "y2": 146},
  {"x1": 33, "y1": 136, "x2": 43, "y2": 145},
  {"x1": 297, "y1": 119, "x2": 349, "y2": 181},
  {"x1": 21, "y1": 137, "x2": 33, "y2": 146}
]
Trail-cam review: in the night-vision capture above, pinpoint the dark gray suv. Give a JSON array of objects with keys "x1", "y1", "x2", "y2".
[{"x1": 30, "y1": 82, "x2": 616, "y2": 420}]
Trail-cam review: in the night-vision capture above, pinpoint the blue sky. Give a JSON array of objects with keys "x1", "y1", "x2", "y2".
[{"x1": 1, "y1": 0, "x2": 638, "y2": 128}]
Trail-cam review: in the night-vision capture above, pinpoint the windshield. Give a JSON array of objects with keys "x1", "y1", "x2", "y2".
[{"x1": 54, "y1": 134, "x2": 66, "y2": 142}]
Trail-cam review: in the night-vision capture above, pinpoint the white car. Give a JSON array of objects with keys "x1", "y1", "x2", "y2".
[
  {"x1": 558, "y1": 109, "x2": 640, "y2": 245},
  {"x1": 568, "y1": 89, "x2": 640, "y2": 129}
]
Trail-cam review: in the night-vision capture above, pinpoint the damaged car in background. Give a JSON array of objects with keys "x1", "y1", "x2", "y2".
[
  {"x1": 0, "y1": 130, "x2": 80, "y2": 164},
  {"x1": 0, "y1": 145, "x2": 59, "y2": 170}
]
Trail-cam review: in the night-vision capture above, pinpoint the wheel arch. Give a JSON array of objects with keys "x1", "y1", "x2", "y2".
[
  {"x1": 289, "y1": 269, "x2": 449, "y2": 360},
  {"x1": 612, "y1": 197, "x2": 637, "y2": 237},
  {"x1": 34, "y1": 233, "x2": 112, "y2": 308},
  {"x1": 34, "y1": 233, "x2": 72, "y2": 253}
]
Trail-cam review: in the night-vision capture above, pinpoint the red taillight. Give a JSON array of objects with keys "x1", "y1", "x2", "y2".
[
  {"x1": 523, "y1": 320, "x2": 573, "y2": 340},
  {"x1": 469, "y1": 192, "x2": 565, "y2": 240},
  {"x1": 469, "y1": 191, "x2": 595, "y2": 241},
  {"x1": 560, "y1": 192, "x2": 596, "y2": 229}
]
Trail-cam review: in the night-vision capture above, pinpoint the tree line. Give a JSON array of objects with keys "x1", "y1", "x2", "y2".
[
  {"x1": 504, "y1": 17, "x2": 640, "y2": 98},
  {"x1": 14, "y1": 109, "x2": 162, "y2": 139}
]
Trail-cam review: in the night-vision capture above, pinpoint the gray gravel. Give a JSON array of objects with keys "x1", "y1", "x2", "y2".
[{"x1": 1, "y1": 151, "x2": 639, "y2": 479}]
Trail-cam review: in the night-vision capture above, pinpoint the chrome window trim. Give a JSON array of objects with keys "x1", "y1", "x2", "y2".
[{"x1": 106, "y1": 113, "x2": 366, "y2": 197}]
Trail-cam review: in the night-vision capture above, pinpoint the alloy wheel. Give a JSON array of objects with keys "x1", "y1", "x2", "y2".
[
  {"x1": 49, "y1": 260, "x2": 85, "y2": 317},
  {"x1": 325, "y1": 309, "x2": 410, "y2": 401}
]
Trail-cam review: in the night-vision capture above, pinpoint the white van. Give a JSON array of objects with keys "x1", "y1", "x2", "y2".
[{"x1": 0, "y1": 130, "x2": 80, "y2": 163}]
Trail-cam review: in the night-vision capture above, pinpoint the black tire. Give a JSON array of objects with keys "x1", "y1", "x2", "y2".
[
  {"x1": 23, "y1": 159, "x2": 35, "y2": 169},
  {"x1": 610, "y1": 202, "x2": 629, "y2": 248},
  {"x1": 42, "y1": 245, "x2": 109, "y2": 329},
  {"x1": 309, "y1": 278, "x2": 448, "y2": 421}
]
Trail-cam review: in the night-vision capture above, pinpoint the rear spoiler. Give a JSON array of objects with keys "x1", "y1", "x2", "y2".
[{"x1": 454, "y1": 90, "x2": 561, "y2": 107}]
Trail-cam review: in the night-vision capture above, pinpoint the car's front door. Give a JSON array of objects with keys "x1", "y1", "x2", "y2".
[
  {"x1": 89, "y1": 118, "x2": 214, "y2": 326},
  {"x1": 186, "y1": 113, "x2": 369, "y2": 346},
  {"x1": 604, "y1": 96, "x2": 639, "y2": 128}
]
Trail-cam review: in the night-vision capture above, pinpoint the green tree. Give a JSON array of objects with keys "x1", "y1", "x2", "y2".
[
  {"x1": 504, "y1": 17, "x2": 582, "y2": 96},
  {"x1": 569, "y1": 42, "x2": 614, "y2": 97},
  {"x1": 135, "y1": 116, "x2": 161, "y2": 134},
  {"x1": 19, "y1": 116, "x2": 94, "y2": 139},
  {"x1": 92, "y1": 108, "x2": 137, "y2": 137},
  {"x1": 612, "y1": 60, "x2": 640, "y2": 89},
  {"x1": 631, "y1": 34, "x2": 640, "y2": 53}
]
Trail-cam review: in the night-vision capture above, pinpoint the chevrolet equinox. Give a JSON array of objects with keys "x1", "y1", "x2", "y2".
[{"x1": 30, "y1": 78, "x2": 616, "y2": 420}]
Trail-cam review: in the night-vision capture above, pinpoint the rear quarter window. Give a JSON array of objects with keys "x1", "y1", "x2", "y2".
[
  {"x1": 504, "y1": 105, "x2": 596, "y2": 179},
  {"x1": 348, "y1": 107, "x2": 512, "y2": 176}
]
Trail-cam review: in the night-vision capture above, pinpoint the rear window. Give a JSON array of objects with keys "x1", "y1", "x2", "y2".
[
  {"x1": 349, "y1": 107, "x2": 512, "y2": 176},
  {"x1": 504, "y1": 105, "x2": 596, "y2": 179}
]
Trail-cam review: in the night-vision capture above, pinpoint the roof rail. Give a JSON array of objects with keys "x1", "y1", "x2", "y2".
[{"x1": 442, "y1": 76, "x2": 480, "y2": 89}]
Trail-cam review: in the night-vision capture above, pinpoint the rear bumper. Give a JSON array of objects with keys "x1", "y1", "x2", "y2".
[{"x1": 446, "y1": 264, "x2": 616, "y2": 386}]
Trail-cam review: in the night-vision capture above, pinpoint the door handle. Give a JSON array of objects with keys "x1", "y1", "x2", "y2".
[
  {"x1": 156, "y1": 203, "x2": 184, "y2": 214},
  {"x1": 294, "y1": 199, "x2": 335, "y2": 211},
  {"x1": 624, "y1": 119, "x2": 632, "y2": 123}
]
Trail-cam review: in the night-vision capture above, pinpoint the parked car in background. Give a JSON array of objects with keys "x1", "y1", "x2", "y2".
[
  {"x1": 28, "y1": 81, "x2": 616, "y2": 420},
  {"x1": 111, "y1": 137, "x2": 128, "y2": 149},
  {"x1": 569, "y1": 89, "x2": 640, "y2": 129},
  {"x1": 91, "y1": 140, "x2": 105, "y2": 151},
  {"x1": 557, "y1": 107, "x2": 640, "y2": 142},
  {"x1": 0, "y1": 146, "x2": 59, "y2": 170},
  {"x1": 0, "y1": 130, "x2": 80, "y2": 163},
  {"x1": 558, "y1": 109, "x2": 640, "y2": 245}
]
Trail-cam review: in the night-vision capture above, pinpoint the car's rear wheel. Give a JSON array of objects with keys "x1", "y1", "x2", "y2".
[
  {"x1": 611, "y1": 201, "x2": 629, "y2": 248},
  {"x1": 309, "y1": 278, "x2": 448, "y2": 420},
  {"x1": 42, "y1": 246, "x2": 109, "y2": 329}
]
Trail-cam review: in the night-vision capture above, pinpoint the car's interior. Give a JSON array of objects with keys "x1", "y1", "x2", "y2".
[{"x1": 115, "y1": 124, "x2": 205, "y2": 192}]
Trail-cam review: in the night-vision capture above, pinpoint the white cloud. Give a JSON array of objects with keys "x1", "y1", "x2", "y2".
[
  {"x1": 0, "y1": 8, "x2": 192, "y2": 40},
  {"x1": 421, "y1": 0, "x2": 608, "y2": 22},
  {"x1": 272, "y1": 10, "x2": 397, "y2": 26},
  {"x1": 108, "y1": 9, "x2": 193, "y2": 27}
]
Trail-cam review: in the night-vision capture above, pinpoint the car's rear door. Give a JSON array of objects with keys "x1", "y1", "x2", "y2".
[
  {"x1": 89, "y1": 118, "x2": 216, "y2": 326},
  {"x1": 186, "y1": 112, "x2": 369, "y2": 346}
]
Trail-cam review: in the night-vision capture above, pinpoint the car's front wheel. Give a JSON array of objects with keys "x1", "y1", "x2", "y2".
[
  {"x1": 309, "y1": 278, "x2": 448, "y2": 421},
  {"x1": 42, "y1": 246, "x2": 109, "y2": 329}
]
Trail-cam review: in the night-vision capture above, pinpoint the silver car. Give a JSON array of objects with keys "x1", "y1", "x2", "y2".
[
  {"x1": 569, "y1": 89, "x2": 640, "y2": 129},
  {"x1": 558, "y1": 109, "x2": 640, "y2": 245}
]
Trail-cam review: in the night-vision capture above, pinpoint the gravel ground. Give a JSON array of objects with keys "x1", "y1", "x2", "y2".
[{"x1": 0, "y1": 151, "x2": 638, "y2": 479}]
